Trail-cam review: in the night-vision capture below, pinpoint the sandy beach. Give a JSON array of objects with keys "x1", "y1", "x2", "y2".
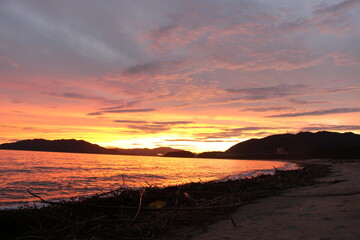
[{"x1": 192, "y1": 160, "x2": 360, "y2": 240}]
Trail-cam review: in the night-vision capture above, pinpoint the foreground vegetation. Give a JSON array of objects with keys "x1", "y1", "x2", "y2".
[{"x1": 0, "y1": 163, "x2": 330, "y2": 239}]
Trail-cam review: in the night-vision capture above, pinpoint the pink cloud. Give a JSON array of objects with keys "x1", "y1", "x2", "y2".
[
  {"x1": 0, "y1": 56, "x2": 19, "y2": 69},
  {"x1": 328, "y1": 52, "x2": 360, "y2": 68}
]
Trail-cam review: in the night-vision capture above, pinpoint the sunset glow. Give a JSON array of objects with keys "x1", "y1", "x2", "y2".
[{"x1": 1, "y1": 0, "x2": 359, "y2": 152}]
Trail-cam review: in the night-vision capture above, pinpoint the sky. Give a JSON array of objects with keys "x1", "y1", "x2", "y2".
[{"x1": 0, "y1": 0, "x2": 360, "y2": 153}]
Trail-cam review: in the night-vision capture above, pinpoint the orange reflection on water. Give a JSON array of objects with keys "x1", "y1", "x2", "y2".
[{"x1": 0, "y1": 150, "x2": 296, "y2": 208}]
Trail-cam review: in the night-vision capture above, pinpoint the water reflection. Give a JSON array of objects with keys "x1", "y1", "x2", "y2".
[{"x1": 0, "y1": 150, "x2": 296, "y2": 208}]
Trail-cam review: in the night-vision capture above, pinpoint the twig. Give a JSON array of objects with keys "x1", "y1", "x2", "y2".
[
  {"x1": 144, "y1": 181, "x2": 153, "y2": 187},
  {"x1": 133, "y1": 189, "x2": 145, "y2": 221},
  {"x1": 27, "y1": 190, "x2": 59, "y2": 205},
  {"x1": 230, "y1": 217, "x2": 237, "y2": 227}
]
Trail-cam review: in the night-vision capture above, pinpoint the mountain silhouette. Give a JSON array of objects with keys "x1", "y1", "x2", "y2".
[
  {"x1": 0, "y1": 139, "x2": 186, "y2": 156},
  {"x1": 0, "y1": 139, "x2": 127, "y2": 155},
  {"x1": 164, "y1": 150, "x2": 196, "y2": 158},
  {"x1": 225, "y1": 131, "x2": 360, "y2": 159}
]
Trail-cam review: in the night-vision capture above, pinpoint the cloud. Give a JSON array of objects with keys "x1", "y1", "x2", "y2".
[
  {"x1": 0, "y1": 56, "x2": 19, "y2": 70},
  {"x1": 104, "y1": 109, "x2": 155, "y2": 113},
  {"x1": 87, "y1": 112, "x2": 102, "y2": 116},
  {"x1": 195, "y1": 127, "x2": 279, "y2": 139},
  {"x1": 87, "y1": 108, "x2": 156, "y2": 116},
  {"x1": 123, "y1": 62, "x2": 162, "y2": 75},
  {"x1": 42, "y1": 92, "x2": 105, "y2": 101},
  {"x1": 302, "y1": 124, "x2": 360, "y2": 131},
  {"x1": 1, "y1": 0, "x2": 360, "y2": 152},
  {"x1": 98, "y1": 101, "x2": 140, "y2": 111},
  {"x1": 288, "y1": 98, "x2": 325, "y2": 105},
  {"x1": 268, "y1": 107, "x2": 360, "y2": 118},
  {"x1": 325, "y1": 86, "x2": 360, "y2": 94},
  {"x1": 314, "y1": 0, "x2": 360, "y2": 15},
  {"x1": 328, "y1": 52, "x2": 360, "y2": 68},
  {"x1": 121, "y1": 120, "x2": 193, "y2": 134},
  {"x1": 274, "y1": 0, "x2": 360, "y2": 38},
  {"x1": 226, "y1": 84, "x2": 307, "y2": 100},
  {"x1": 165, "y1": 138, "x2": 238, "y2": 143},
  {"x1": 153, "y1": 121, "x2": 193, "y2": 125},
  {"x1": 242, "y1": 107, "x2": 290, "y2": 112},
  {"x1": 126, "y1": 124, "x2": 170, "y2": 133},
  {"x1": 114, "y1": 120, "x2": 147, "y2": 124}
]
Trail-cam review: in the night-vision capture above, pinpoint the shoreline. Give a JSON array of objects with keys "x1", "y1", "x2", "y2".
[
  {"x1": 0, "y1": 161, "x2": 330, "y2": 239},
  {"x1": 191, "y1": 159, "x2": 360, "y2": 240}
]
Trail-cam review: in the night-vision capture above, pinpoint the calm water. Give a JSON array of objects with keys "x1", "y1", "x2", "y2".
[{"x1": 0, "y1": 150, "x2": 297, "y2": 209}]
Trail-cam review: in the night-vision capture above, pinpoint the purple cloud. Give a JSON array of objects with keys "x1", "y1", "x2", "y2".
[
  {"x1": 226, "y1": 84, "x2": 307, "y2": 100},
  {"x1": 42, "y1": 92, "x2": 105, "y2": 101},
  {"x1": 114, "y1": 120, "x2": 147, "y2": 124},
  {"x1": 114, "y1": 120, "x2": 194, "y2": 133},
  {"x1": 195, "y1": 127, "x2": 280, "y2": 139},
  {"x1": 302, "y1": 124, "x2": 360, "y2": 131},
  {"x1": 314, "y1": 0, "x2": 360, "y2": 15},
  {"x1": 88, "y1": 108, "x2": 156, "y2": 116},
  {"x1": 268, "y1": 108, "x2": 360, "y2": 118},
  {"x1": 242, "y1": 107, "x2": 290, "y2": 112}
]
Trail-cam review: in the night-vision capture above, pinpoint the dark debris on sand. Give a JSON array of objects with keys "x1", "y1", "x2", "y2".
[{"x1": 0, "y1": 163, "x2": 330, "y2": 240}]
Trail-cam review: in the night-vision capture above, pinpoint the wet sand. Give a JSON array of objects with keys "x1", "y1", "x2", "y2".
[{"x1": 192, "y1": 160, "x2": 360, "y2": 240}]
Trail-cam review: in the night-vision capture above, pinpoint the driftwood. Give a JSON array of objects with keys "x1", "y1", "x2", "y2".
[{"x1": 0, "y1": 163, "x2": 331, "y2": 240}]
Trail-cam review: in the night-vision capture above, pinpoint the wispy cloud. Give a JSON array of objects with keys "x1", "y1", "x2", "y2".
[
  {"x1": 314, "y1": 0, "x2": 360, "y2": 15},
  {"x1": 165, "y1": 138, "x2": 239, "y2": 143},
  {"x1": 117, "y1": 120, "x2": 194, "y2": 134},
  {"x1": 103, "y1": 109, "x2": 156, "y2": 113},
  {"x1": 302, "y1": 124, "x2": 360, "y2": 131},
  {"x1": 114, "y1": 120, "x2": 147, "y2": 124},
  {"x1": 98, "y1": 101, "x2": 140, "y2": 111},
  {"x1": 226, "y1": 84, "x2": 307, "y2": 100},
  {"x1": 325, "y1": 86, "x2": 360, "y2": 94},
  {"x1": 87, "y1": 108, "x2": 156, "y2": 116},
  {"x1": 288, "y1": 98, "x2": 325, "y2": 105},
  {"x1": 268, "y1": 107, "x2": 360, "y2": 118},
  {"x1": 123, "y1": 62, "x2": 162, "y2": 75},
  {"x1": 242, "y1": 107, "x2": 290, "y2": 112},
  {"x1": 195, "y1": 127, "x2": 279, "y2": 139},
  {"x1": 42, "y1": 92, "x2": 105, "y2": 101},
  {"x1": 153, "y1": 121, "x2": 193, "y2": 125}
]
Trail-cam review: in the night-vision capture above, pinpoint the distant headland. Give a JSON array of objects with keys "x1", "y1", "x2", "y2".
[
  {"x1": 0, "y1": 139, "x2": 182, "y2": 156},
  {"x1": 1, "y1": 131, "x2": 360, "y2": 159},
  {"x1": 200, "y1": 131, "x2": 360, "y2": 159}
]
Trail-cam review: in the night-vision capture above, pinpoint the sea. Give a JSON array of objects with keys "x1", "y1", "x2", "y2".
[{"x1": 0, "y1": 149, "x2": 297, "y2": 209}]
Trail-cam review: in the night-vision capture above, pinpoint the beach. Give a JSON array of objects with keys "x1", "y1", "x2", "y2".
[{"x1": 191, "y1": 160, "x2": 360, "y2": 240}]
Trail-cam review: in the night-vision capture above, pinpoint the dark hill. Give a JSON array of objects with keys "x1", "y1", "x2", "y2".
[
  {"x1": 164, "y1": 150, "x2": 196, "y2": 158},
  {"x1": 0, "y1": 139, "x2": 127, "y2": 155},
  {"x1": 226, "y1": 131, "x2": 360, "y2": 159},
  {"x1": 114, "y1": 147, "x2": 184, "y2": 156}
]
